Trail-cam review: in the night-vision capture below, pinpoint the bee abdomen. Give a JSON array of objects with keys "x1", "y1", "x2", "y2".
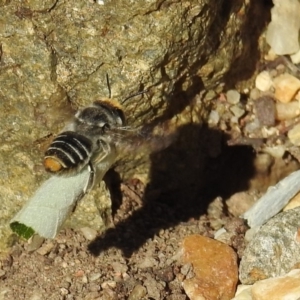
[{"x1": 44, "y1": 131, "x2": 93, "y2": 175}]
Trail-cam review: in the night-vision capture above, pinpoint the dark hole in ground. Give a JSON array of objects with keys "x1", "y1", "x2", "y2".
[{"x1": 89, "y1": 124, "x2": 256, "y2": 257}]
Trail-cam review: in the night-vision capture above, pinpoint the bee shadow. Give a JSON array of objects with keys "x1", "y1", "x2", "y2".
[{"x1": 88, "y1": 124, "x2": 256, "y2": 257}]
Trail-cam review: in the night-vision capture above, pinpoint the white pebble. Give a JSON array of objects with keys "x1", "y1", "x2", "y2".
[
  {"x1": 252, "y1": 269, "x2": 300, "y2": 299},
  {"x1": 226, "y1": 90, "x2": 240, "y2": 104},
  {"x1": 230, "y1": 105, "x2": 245, "y2": 118},
  {"x1": 288, "y1": 123, "x2": 300, "y2": 145},
  {"x1": 244, "y1": 119, "x2": 260, "y2": 134},
  {"x1": 80, "y1": 227, "x2": 97, "y2": 241},
  {"x1": 232, "y1": 284, "x2": 252, "y2": 300},
  {"x1": 255, "y1": 71, "x2": 273, "y2": 92},
  {"x1": 263, "y1": 145, "x2": 285, "y2": 158},
  {"x1": 290, "y1": 48, "x2": 300, "y2": 64},
  {"x1": 266, "y1": 0, "x2": 300, "y2": 55},
  {"x1": 214, "y1": 227, "x2": 227, "y2": 239},
  {"x1": 208, "y1": 110, "x2": 219, "y2": 125}
]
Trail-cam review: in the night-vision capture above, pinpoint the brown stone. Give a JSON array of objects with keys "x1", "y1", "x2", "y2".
[
  {"x1": 181, "y1": 234, "x2": 238, "y2": 300},
  {"x1": 274, "y1": 73, "x2": 300, "y2": 103}
]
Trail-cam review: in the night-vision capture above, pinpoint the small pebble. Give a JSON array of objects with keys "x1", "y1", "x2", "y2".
[
  {"x1": 101, "y1": 281, "x2": 116, "y2": 289},
  {"x1": 275, "y1": 101, "x2": 300, "y2": 120},
  {"x1": 89, "y1": 273, "x2": 101, "y2": 282},
  {"x1": 36, "y1": 242, "x2": 54, "y2": 256},
  {"x1": 273, "y1": 73, "x2": 300, "y2": 103},
  {"x1": 290, "y1": 48, "x2": 300, "y2": 64},
  {"x1": 255, "y1": 71, "x2": 273, "y2": 92},
  {"x1": 80, "y1": 227, "x2": 97, "y2": 241},
  {"x1": 252, "y1": 269, "x2": 300, "y2": 300},
  {"x1": 208, "y1": 110, "x2": 219, "y2": 125},
  {"x1": 155, "y1": 266, "x2": 175, "y2": 282},
  {"x1": 226, "y1": 90, "x2": 240, "y2": 104},
  {"x1": 213, "y1": 227, "x2": 227, "y2": 239},
  {"x1": 284, "y1": 191, "x2": 300, "y2": 211},
  {"x1": 232, "y1": 285, "x2": 252, "y2": 300},
  {"x1": 230, "y1": 105, "x2": 245, "y2": 119},
  {"x1": 181, "y1": 234, "x2": 238, "y2": 300},
  {"x1": 249, "y1": 88, "x2": 261, "y2": 100},
  {"x1": 226, "y1": 192, "x2": 256, "y2": 217},
  {"x1": 288, "y1": 123, "x2": 300, "y2": 145},
  {"x1": 111, "y1": 261, "x2": 128, "y2": 274},
  {"x1": 29, "y1": 291, "x2": 45, "y2": 300},
  {"x1": 244, "y1": 119, "x2": 260, "y2": 134},
  {"x1": 266, "y1": 0, "x2": 300, "y2": 55},
  {"x1": 128, "y1": 284, "x2": 147, "y2": 300},
  {"x1": 254, "y1": 96, "x2": 275, "y2": 126},
  {"x1": 138, "y1": 257, "x2": 157, "y2": 269},
  {"x1": 263, "y1": 145, "x2": 285, "y2": 159}
]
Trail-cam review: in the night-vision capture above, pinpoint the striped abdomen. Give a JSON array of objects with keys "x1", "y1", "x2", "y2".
[{"x1": 44, "y1": 131, "x2": 93, "y2": 175}]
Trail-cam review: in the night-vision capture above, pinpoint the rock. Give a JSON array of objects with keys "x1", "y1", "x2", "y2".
[
  {"x1": 128, "y1": 284, "x2": 147, "y2": 300},
  {"x1": 254, "y1": 96, "x2": 276, "y2": 126},
  {"x1": 288, "y1": 123, "x2": 300, "y2": 145},
  {"x1": 284, "y1": 191, "x2": 300, "y2": 211},
  {"x1": 240, "y1": 207, "x2": 300, "y2": 284},
  {"x1": 275, "y1": 101, "x2": 300, "y2": 120},
  {"x1": 266, "y1": 0, "x2": 300, "y2": 55},
  {"x1": 273, "y1": 73, "x2": 300, "y2": 103},
  {"x1": 255, "y1": 71, "x2": 273, "y2": 92},
  {"x1": 226, "y1": 192, "x2": 256, "y2": 217},
  {"x1": 252, "y1": 269, "x2": 300, "y2": 300},
  {"x1": 181, "y1": 234, "x2": 238, "y2": 300},
  {"x1": 226, "y1": 90, "x2": 240, "y2": 104},
  {"x1": 36, "y1": 241, "x2": 55, "y2": 256},
  {"x1": 208, "y1": 110, "x2": 220, "y2": 126},
  {"x1": 232, "y1": 285, "x2": 252, "y2": 300},
  {"x1": 263, "y1": 145, "x2": 285, "y2": 159},
  {"x1": 243, "y1": 170, "x2": 300, "y2": 228},
  {"x1": 230, "y1": 105, "x2": 245, "y2": 119},
  {"x1": 79, "y1": 227, "x2": 98, "y2": 241},
  {"x1": 290, "y1": 48, "x2": 300, "y2": 64}
]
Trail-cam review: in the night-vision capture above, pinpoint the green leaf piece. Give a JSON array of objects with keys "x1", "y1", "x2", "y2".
[{"x1": 10, "y1": 222, "x2": 35, "y2": 240}]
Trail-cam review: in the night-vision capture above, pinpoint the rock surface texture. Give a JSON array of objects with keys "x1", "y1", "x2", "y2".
[
  {"x1": 0, "y1": 0, "x2": 262, "y2": 248},
  {"x1": 240, "y1": 207, "x2": 300, "y2": 285},
  {"x1": 182, "y1": 234, "x2": 238, "y2": 300}
]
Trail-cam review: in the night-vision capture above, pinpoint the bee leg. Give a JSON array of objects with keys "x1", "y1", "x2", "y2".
[
  {"x1": 83, "y1": 162, "x2": 96, "y2": 194},
  {"x1": 93, "y1": 140, "x2": 111, "y2": 164}
]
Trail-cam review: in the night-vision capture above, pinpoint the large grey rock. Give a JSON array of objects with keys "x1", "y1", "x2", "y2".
[
  {"x1": 0, "y1": 0, "x2": 259, "y2": 248},
  {"x1": 240, "y1": 207, "x2": 300, "y2": 285}
]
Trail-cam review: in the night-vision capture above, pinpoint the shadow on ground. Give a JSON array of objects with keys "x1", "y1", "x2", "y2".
[
  {"x1": 88, "y1": 0, "x2": 271, "y2": 257},
  {"x1": 88, "y1": 124, "x2": 256, "y2": 257}
]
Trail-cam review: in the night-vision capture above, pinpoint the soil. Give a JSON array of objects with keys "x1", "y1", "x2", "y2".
[
  {"x1": 0, "y1": 174, "x2": 244, "y2": 300},
  {"x1": 0, "y1": 140, "x2": 296, "y2": 300}
]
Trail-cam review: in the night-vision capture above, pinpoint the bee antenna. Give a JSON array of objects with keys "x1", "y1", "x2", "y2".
[
  {"x1": 122, "y1": 90, "x2": 148, "y2": 104},
  {"x1": 106, "y1": 73, "x2": 112, "y2": 99}
]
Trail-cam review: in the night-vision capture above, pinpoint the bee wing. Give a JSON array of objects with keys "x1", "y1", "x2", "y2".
[{"x1": 107, "y1": 126, "x2": 176, "y2": 155}]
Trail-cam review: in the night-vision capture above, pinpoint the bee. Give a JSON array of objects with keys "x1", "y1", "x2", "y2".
[
  {"x1": 43, "y1": 98, "x2": 127, "y2": 176},
  {"x1": 43, "y1": 75, "x2": 174, "y2": 179}
]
